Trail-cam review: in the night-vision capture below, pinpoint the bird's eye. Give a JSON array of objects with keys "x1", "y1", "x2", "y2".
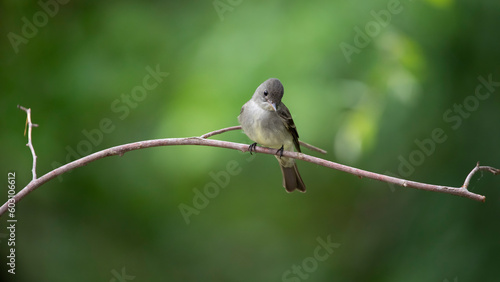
[{"x1": 264, "y1": 90, "x2": 268, "y2": 96}]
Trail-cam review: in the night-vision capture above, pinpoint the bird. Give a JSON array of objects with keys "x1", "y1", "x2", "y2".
[{"x1": 238, "y1": 78, "x2": 306, "y2": 192}]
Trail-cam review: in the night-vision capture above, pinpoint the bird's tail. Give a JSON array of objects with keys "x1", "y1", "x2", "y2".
[{"x1": 280, "y1": 163, "x2": 306, "y2": 193}]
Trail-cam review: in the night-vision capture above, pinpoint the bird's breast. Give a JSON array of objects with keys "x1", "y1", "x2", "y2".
[{"x1": 239, "y1": 101, "x2": 292, "y2": 149}]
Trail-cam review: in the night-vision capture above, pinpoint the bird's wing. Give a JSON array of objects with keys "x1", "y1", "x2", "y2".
[{"x1": 276, "y1": 103, "x2": 301, "y2": 153}]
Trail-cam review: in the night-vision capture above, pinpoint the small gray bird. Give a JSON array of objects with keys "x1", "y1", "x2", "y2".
[{"x1": 238, "y1": 78, "x2": 306, "y2": 192}]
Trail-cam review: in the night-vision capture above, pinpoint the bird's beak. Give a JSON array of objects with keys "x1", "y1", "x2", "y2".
[
  {"x1": 270, "y1": 102, "x2": 277, "y2": 111},
  {"x1": 265, "y1": 97, "x2": 277, "y2": 111}
]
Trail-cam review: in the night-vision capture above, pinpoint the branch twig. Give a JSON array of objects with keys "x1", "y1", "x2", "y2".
[
  {"x1": 200, "y1": 125, "x2": 242, "y2": 139},
  {"x1": 2, "y1": 108, "x2": 499, "y2": 216},
  {"x1": 462, "y1": 162, "x2": 500, "y2": 189},
  {"x1": 202, "y1": 125, "x2": 327, "y2": 154},
  {"x1": 299, "y1": 140, "x2": 327, "y2": 155},
  {"x1": 17, "y1": 105, "x2": 38, "y2": 181}
]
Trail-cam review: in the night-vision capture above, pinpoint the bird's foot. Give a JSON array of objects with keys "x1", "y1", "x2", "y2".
[
  {"x1": 248, "y1": 143, "x2": 258, "y2": 155},
  {"x1": 276, "y1": 145, "x2": 284, "y2": 158}
]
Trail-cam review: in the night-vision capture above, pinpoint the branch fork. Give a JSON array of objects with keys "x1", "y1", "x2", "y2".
[
  {"x1": 462, "y1": 162, "x2": 500, "y2": 189},
  {"x1": 18, "y1": 105, "x2": 38, "y2": 181}
]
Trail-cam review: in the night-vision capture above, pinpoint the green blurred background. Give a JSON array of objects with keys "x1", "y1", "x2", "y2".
[{"x1": 1, "y1": 0, "x2": 500, "y2": 281}]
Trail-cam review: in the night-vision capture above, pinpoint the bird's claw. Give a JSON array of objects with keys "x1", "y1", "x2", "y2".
[
  {"x1": 248, "y1": 143, "x2": 258, "y2": 155},
  {"x1": 276, "y1": 145, "x2": 284, "y2": 158}
]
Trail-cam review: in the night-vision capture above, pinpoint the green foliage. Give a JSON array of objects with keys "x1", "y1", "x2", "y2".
[{"x1": 1, "y1": 0, "x2": 500, "y2": 281}]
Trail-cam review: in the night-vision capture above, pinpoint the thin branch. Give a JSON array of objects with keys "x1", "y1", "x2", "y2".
[
  {"x1": 299, "y1": 140, "x2": 327, "y2": 155},
  {"x1": 2, "y1": 110, "x2": 499, "y2": 216},
  {"x1": 463, "y1": 162, "x2": 500, "y2": 189},
  {"x1": 200, "y1": 125, "x2": 242, "y2": 138},
  {"x1": 17, "y1": 105, "x2": 38, "y2": 181},
  {"x1": 202, "y1": 125, "x2": 327, "y2": 154}
]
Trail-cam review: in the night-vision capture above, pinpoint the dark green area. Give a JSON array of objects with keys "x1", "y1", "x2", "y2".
[{"x1": 1, "y1": 0, "x2": 499, "y2": 281}]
